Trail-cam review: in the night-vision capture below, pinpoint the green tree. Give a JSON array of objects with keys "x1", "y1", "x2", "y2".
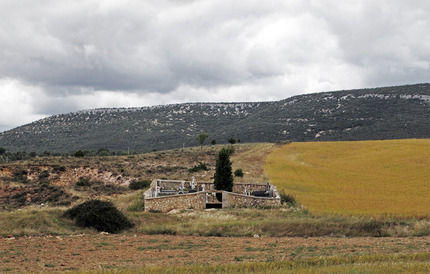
[
  {"x1": 197, "y1": 131, "x2": 209, "y2": 149},
  {"x1": 0, "y1": 147, "x2": 5, "y2": 155},
  {"x1": 214, "y1": 148, "x2": 234, "y2": 192},
  {"x1": 228, "y1": 138, "x2": 236, "y2": 144},
  {"x1": 97, "y1": 148, "x2": 110, "y2": 156},
  {"x1": 74, "y1": 150, "x2": 85, "y2": 157}
]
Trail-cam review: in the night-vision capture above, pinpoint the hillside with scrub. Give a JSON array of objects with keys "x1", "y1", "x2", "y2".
[
  {"x1": 1, "y1": 83, "x2": 430, "y2": 153},
  {"x1": 265, "y1": 139, "x2": 430, "y2": 217}
]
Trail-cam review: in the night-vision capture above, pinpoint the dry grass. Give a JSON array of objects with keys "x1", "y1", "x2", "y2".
[
  {"x1": 125, "y1": 207, "x2": 430, "y2": 238},
  {"x1": 89, "y1": 253, "x2": 430, "y2": 273},
  {"x1": 231, "y1": 143, "x2": 275, "y2": 183},
  {"x1": 0, "y1": 206, "x2": 85, "y2": 236},
  {"x1": 264, "y1": 139, "x2": 430, "y2": 217},
  {"x1": 1, "y1": 143, "x2": 271, "y2": 187}
]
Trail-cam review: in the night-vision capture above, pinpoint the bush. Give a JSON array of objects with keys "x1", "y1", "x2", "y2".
[
  {"x1": 97, "y1": 148, "x2": 111, "y2": 156},
  {"x1": 53, "y1": 165, "x2": 66, "y2": 172},
  {"x1": 280, "y1": 190, "x2": 296, "y2": 206},
  {"x1": 189, "y1": 162, "x2": 208, "y2": 173},
  {"x1": 62, "y1": 200, "x2": 133, "y2": 233},
  {"x1": 129, "y1": 180, "x2": 151, "y2": 190},
  {"x1": 225, "y1": 146, "x2": 235, "y2": 155},
  {"x1": 75, "y1": 177, "x2": 91, "y2": 187},
  {"x1": 39, "y1": 170, "x2": 50, "y2": 180},
  {"x1": 74, "y1": 150, "x2": 85, "y2": 157},
  {"x1": 234, "y1": 168, "x2": 244, "y2": 177},
  {"x1": 13, "y1": 168, "x2": 28, "y2": 183}
]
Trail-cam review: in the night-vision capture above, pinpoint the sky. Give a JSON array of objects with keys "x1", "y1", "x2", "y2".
[{"x1": 1, "y1": 0, "x2": 430, "y2": 132}]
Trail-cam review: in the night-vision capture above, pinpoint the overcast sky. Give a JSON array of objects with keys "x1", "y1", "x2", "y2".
[{"x1": 1, "y1": 0, "x2": 429, "y2": 132}]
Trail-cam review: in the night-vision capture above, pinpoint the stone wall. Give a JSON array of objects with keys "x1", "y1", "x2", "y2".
[
  {"x1": 152, "y1": 180, "x2": 212, "y2": 191},
  {"x1": 156, "y1": 180, "x2": 189, "y2": 190},
  {"x1": 223, "y1": 192, "x2": 281, "y2": 208},
  {"x1": 232, "y1": 183, "x2": 269, "y2": 194},
  {"x1": 143, "y1": 180, "x2": 157, "y2": 199},
  {"x1": 143, "y1": 179, "x2": 281, "y2": 212},
  {"x1": 144, "y1": 192, "x2": 206, "y2": 212},
  {"x1": 153, "y1": 180, "x2": 271, "y2": 194}
]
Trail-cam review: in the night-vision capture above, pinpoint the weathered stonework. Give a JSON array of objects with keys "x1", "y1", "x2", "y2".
[
  {"x1": 144, "y1": 192, "x2": 206, "y2": 212},
  {"x1": 232, "y1": 183, "x2": 268, "y2": 193},
  {"x1": 223, "y1": 192, "x2": 281, "y2": 208},
  {"x1": 143, "y1": 179, "x2": 281, "y2": 212}
]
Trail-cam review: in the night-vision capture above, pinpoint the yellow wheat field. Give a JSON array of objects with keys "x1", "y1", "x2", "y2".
[{"x1": 264, "y1": 139, "x2": 430, "y2": 217}]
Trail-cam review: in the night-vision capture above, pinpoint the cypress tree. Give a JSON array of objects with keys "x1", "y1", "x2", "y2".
[{"x1": 214, "y1": 148, "x2": 234, "y2": 192}]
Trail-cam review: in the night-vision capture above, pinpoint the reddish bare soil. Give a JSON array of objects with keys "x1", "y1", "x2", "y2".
[{"x1": 1, "y1": 234, "x2": 430, "y2": 272}]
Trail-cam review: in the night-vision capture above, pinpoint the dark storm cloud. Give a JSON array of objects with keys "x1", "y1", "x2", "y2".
[{"x1": 1, "y1": 0, "x2": 430, "y2": 131}]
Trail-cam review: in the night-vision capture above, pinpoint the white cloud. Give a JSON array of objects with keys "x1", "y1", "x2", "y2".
[
  {"x1": 0, "y1": 0, "x2": 429, "y2": 131},
  {"x1": 0, "y1": 79, "x2": 48, "y2": 131}
]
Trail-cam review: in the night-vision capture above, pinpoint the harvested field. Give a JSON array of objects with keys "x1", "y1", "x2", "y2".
[
  {"x1": 265, "y1": 139, "x2": 430, "y2": 217},
  {"x1": 1, "y1": 234, "x2": 430, "y2": 272}
]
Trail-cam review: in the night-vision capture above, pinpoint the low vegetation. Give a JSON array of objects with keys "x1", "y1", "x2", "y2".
[
  {"x1": 128, "y1": 179, "x2": 151, "y2": 190},
  {"x1": 188, "y1": 162, "x2": 208, "y2": 173},
  {"x1": 234, "y1": 168, "x2": 244, "y2": 177},
  {"x1": 132, "y1": 208, "x2": 430, "y2": 238},
  {"x1": 62, "y1": 200, "x2": 133, "y2": 233},
  {"x1": 279, "y1": 190, "x2": 296, "y2": 206},
  {"x1": 124, "y1": 253, "x2": 430, "y2": 273},
  {"x1": 265, "y1": 139, "x2": 430, "y2": 217},
  {"x1": 1, "y1": 206, "x2": 430, "y2": 238}
]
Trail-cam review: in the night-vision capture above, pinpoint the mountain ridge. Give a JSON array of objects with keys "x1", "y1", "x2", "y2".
[{"x1": 1, "y1": 83, "x2": 429, "y2": 153}]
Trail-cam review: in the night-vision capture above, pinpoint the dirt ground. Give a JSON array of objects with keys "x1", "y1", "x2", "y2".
[{"x1": 1, "y1": 234, "x2": 430, "y2": 272}]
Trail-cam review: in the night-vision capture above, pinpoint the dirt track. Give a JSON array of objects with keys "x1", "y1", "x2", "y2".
[{"x1": 1, "y1": 234, "x2": 430, "y2": 272}]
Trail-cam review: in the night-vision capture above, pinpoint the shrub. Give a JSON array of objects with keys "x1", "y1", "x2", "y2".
[
  {"x1": 225, "y1": 146, "x2": 235, "y2": 155},
  {"x1": 75, "y1": 177, "x2": 91, "y2": 187},
  {"x1": 129, "y1": 180, "x2": 151, "y2": 190},
  {"x1": 280, "y1": 190, "x2": 296, "y2": 206},
  {"x1": 40, "y1": 179, "x2": 50, "y2": 186},
  {"x1": 97, "y1": 148, "x2": 110, "y2": 156},
  {"x1": 39, "y1": 170, "x2": 50, "y2": 180},
  {"x1": 53, "y1": 165, "x2": 66, "y2": 172},
  {"x1": 234, "y1": 168, "x2": 244, "y2": 177},
  {"x1": 74, "y1": 150, "x2": 85, "y2": 157},
  {"x1": 13, "y1": 168, "x2": 28, "y2": 183},
  {"x1": 62, "y1": 200, "x2": 133, "y2": 233},
  {"x1": 189, "y1": 162, "x2": 208, "y2": 173}
]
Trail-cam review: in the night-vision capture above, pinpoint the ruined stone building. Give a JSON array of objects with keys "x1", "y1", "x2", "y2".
[{"x1": 144, "y1": 177, "x2": 281, "y2": 212}]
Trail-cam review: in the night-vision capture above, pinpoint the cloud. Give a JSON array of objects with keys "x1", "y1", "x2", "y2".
[
  {"x1": 312, "y1": 1, "x2": 430, "y2": 86},
  {"x1": 0, "y1": 0, "x2": 429, "y2": 131},
  {"x1": 0, "y1": 79, "x2": 47, "y2": 132}
]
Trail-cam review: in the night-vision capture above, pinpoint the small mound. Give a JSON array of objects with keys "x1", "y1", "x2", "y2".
[{"x1": 63, "y1": 199, "x2": 133, "y2": 233}]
